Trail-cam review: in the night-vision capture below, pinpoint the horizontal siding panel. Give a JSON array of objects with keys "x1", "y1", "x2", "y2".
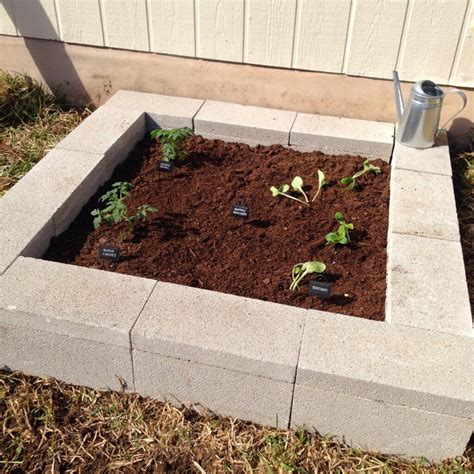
[
  {"x1": 147, "y1": 0, "x2": 195, "y2": 57},
  {"x1": 56, "y1": 0, "x2": 104, "y2": 46},
  {"x1": 344, "y1": 0, "x2": 408, "y2": 79},
  {"x1": 449, "y1": 0, "x2": 473, "y2": 86},
  {"x1": 0, "y1": 0, "x2": 17, "y2": 36},
  {"x1": 102, "y1": 0, "x2": 149, "y2": 51},
  {"x1": 293, "y1": 0, "x2": 350, "y2": 73},
  {"x1": 397, "y1": 0, "x2": 468, "y2": 84},
  {"x1": 196, "y1": 0, "x2": 244, "y2": 62},
  {"x1": 10, "y1": 0, "x2": 59, "y2": 40},
  {"x1": 244, "y1": 0, "x2": 297, "y2": 68}
]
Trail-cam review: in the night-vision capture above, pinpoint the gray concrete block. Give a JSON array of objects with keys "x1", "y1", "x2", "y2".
[
  {"x1": 1, "y1": 324, "x2": 134, "y2": 392},
  {"x1": 291, "y1": 384, "x2": 473, "y2": 461},
  {"x1": 103, "y1": 90, "x2": 204, "y2": 130},
  {"x1": 0, "y1": 149, "x2": 110, "y2": 236},
  {"x1": 131, "y1": 282, "x2": 305, "y2": 383},
  {"x1": 0, "y1": 257, "x2": 156, "y2": 348},
  {"x1": 387, "y1": 233, "x2": 471, "y2": 336},
  {"x1": 133, "y1": 350, "x2": 293, "y2": 428},
  {"x1": 132, "y1": 282, "x2": 305, "y2": 382},
  {"x1": 392, "y1": 130, "x2": 451, "y2": 176},
  {"x1": 389, "y1": 168, "x2": 459, "y2": 241},
  {"x1": 194, "y1": 100, "x2": 297, "y2": 145},
  {"x1": 290, "y1": 113, "x2": 394, "y2": 160},
  {"x1": 296, "y1": 310, "x2": 474, "y2": 419},
  {"x1": 56, "y1": 105, "x2": 145, "y2": 159},
  {"x1": 0, "y1": 197, "x2": 55, "y2": 275}
]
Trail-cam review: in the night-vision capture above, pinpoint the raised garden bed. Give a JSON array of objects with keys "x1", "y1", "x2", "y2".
[
  {"x1": 0, "y1": 91, "x2": 472, "y2": 461},
  {"x1": 45, "y1": 135, "x2": 390, "y2": 321}
]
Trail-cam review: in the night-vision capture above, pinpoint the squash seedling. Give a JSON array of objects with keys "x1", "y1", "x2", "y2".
[
  {"x1": 150, "y1": 127, "x2": 194, "y2": 162},
  {"x1": 340, "y1": 159, "x2": 381, "y2": 190},
  {"x1": 290, "y1": 260, "x2": 327, "y2": 291},
  {"x1": 325, "y1": 212, "x2": 354, "y2": 245},
  {"x1": 91, "y1": 181, "x2": 157, "y2": 241},
  {"x1": 270, "y1": 170, "x2": 328, "y2": 206}
]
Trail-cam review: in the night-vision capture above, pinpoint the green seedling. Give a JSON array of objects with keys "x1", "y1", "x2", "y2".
[
  {"x1": 270, "y1": 170, "x2": 328, "y2": 206},
  {"x1": 291, "y1": 176, "x2": 309, "y2": 203},
  {"x1": 340, "y1": 159, "x2": 381, "y2": 190},
  {"x1": 150, "y1": 127, "x2": 194, "y2": 162},
  {"x1": 290, "y1": 261, "x2": 326, "y2": 291},
  {"x1": 270, "y1": 182, "x2": 308, "y2": 206},
  {"x1": 325, "y1": 212, "x2": 354, "y2": 245},
  {"x1": 311, "y1": 169, "x2": 329, "y2": 202},
  {"x1": 91, "y1": 181, "x2": 157, "y2": 241}
]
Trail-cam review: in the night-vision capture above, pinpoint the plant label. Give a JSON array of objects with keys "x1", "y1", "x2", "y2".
[
  {"x1": 308, "y1": 280, "x2": 332, "y2": 298},
  {"x1": 157, "y1": 160, "x2": 173, "y2": 172},
  {"x1": 99, "y1": 246, "x2": 120, "y2": 261},
  {"x1": 231, "y1": 204, "x2": 249, "y2": 219}
]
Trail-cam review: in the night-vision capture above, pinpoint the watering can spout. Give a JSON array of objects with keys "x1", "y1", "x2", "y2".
[{"x1": 393, "y1": 70, "x2": 404, "y2": 123}]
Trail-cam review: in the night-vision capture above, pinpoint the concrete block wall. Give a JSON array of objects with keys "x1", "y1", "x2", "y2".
[{"x1": 0, "y1": 91, "x2": 472, "y2": 461}]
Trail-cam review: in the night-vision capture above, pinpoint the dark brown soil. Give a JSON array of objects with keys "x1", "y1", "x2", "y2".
[{"x1": 44, "y1": 135, "x2": 390, "y2": 321}]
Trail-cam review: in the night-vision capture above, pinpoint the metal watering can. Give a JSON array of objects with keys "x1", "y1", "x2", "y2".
[{"x1": 393, "y1": 71, "x2": 467, "y2": 148}]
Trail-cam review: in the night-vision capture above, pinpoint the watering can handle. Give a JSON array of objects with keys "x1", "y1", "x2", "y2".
[{"x1": 439, "y1": 89, "x2": 468, "y2": 131}]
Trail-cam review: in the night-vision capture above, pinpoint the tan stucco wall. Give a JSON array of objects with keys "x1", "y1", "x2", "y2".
[{"x1": 1, "y1": 35, "x2": 472, "y2": 141}]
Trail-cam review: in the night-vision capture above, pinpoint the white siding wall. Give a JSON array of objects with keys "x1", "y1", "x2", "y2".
[{"x1": 0, "y1": 0, "x2": 472, "y2": 87}]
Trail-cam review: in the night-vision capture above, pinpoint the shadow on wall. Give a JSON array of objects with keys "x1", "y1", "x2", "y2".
[{"x1": 1, "y1": 0, "x2": 92, "y2": 104}]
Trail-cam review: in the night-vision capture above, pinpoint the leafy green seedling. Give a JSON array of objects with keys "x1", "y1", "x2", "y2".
[
  {"x1": 270, "y1": 171, "x2": 329, "y2": 206},
  {"x1": 270, "y1": 182, "x2": 308, "y2": 205},
  {"x1": 290, "y1": 261, "x2": 327, "y2": 291},
  {"x1": 150, "y1": 127, "x2": 194, "y2": 162},
  {"x1": 311, "y1": 169, "x2": 329, "y2": 202},
  {"x1": 291, "y1": 176, "x2": 309, "y2": 203},
  {"x1": 325, "y1": 212, "x2": 354, "y2": 245},
  {"x1": 340, "y1": 159, "x2": 381, "y2": 190},
  {"x1": 91, "y1": 181, "x2": 157, "y2": 240}
]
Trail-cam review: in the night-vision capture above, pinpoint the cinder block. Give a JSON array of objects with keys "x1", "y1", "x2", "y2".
[
  {"x1": 0, "y1": 257, "x2": 156, "y2": 347},
  {"x1": 103, "y1": 90, "x2": 204, "y2": 130},
  {"x1": 389, "y1": 168, "x2": 459, "y2": 241},
  {"x1": 392, "y1": 130, "x2": 451, "y2": 176},
  {"x1": 387, "y1": 233, "x2": 471, "y2": 336},
  {"x1": 291, "y1": 384, "x2": 473, "y2": 461},
  {"x1": 0, "y1": 149, "x2": 110, "y2": 236},
  {"x1": 296, "y1": 310, "x2": 474, "y2": 420},
  {"x1": 131, "y1": 282, "x2": 305, "y2": 382},
  {"x1": 194, "y1": 100, "x2": 297, "y2": 145},
  {"x1": 0, "y1": 197, "x2": 55, "y2": 275},
  {"x1": 0, "y1": 324, "x2": 134, "y2": 391},
  {"x1": 133, "y1": 350, "x2": 294, "y2": 428},
  {"x1": 56, "y1": 105, "x2": 145, "y2": 161},
  {"x1": 290, "y1": 113, "x2": 394, "y2": 160}
]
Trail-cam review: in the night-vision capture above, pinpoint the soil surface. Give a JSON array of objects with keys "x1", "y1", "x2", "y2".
[{"x1": 44, "y1": 135, "x2": 390, "y2": 321}]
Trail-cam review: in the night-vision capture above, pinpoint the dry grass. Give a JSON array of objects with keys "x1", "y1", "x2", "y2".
[
  {"x1": 1, "y1": 370, "x2": 472, "y2": 473},
  {"x1": 0, "y1": 70, "x2": 91, "y2": 195}
]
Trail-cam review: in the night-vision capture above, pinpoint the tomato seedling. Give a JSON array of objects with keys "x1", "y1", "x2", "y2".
[
  {"x1": 91, "y1": 181, "x2": 157, "y2": 241},
  {"x1": 340, "y1": 159, "x2": 381, "y2": 190},
  {"x1": 325, "y1": 212, "x2": 354, "y2": 245},
  {"x1": 290, "y1": 261, "x2": 327, "y2": 291},
  {"x1": 150, "y1": 127, "x2": 194, "y2": 162}
]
